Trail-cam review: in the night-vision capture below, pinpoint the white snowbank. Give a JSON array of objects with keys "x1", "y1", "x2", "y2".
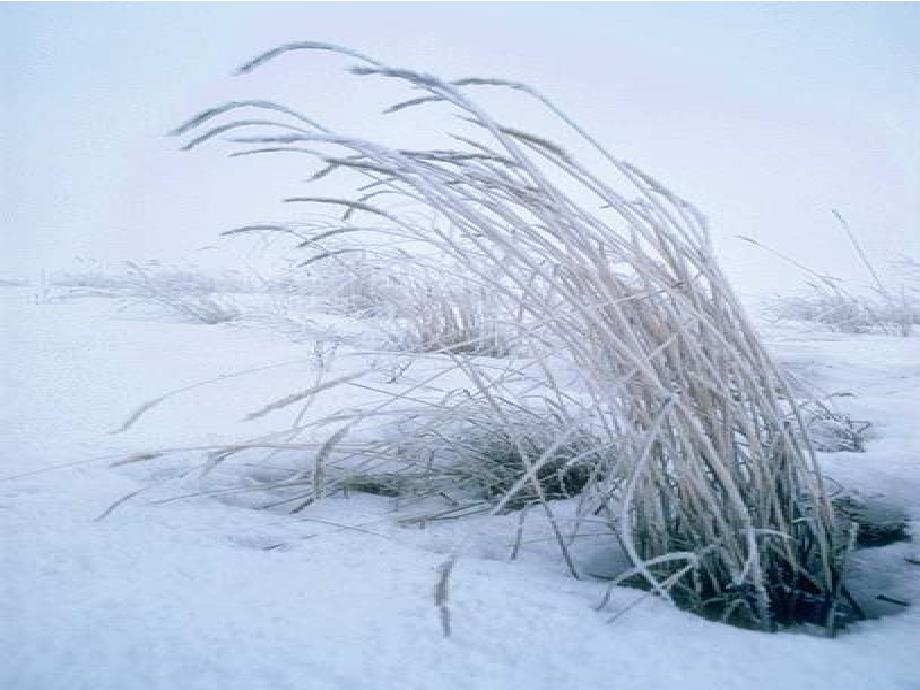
[{"x1": 2, "y1": 290, "x2": 918, "y2": 690}]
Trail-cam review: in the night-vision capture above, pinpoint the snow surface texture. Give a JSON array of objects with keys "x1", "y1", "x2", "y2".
[{"x1": 2, "y1": 288, "x2": 919, "y2": 690}]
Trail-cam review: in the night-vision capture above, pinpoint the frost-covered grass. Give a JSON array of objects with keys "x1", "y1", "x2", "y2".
[
  {"x1": 46, "y1": 251, "x2": 515, "y2": 350},
  {"x1": 51, "y1": 258, "x2": 262, "y2": 296},
  {"x1": 270, "y1": 249, "x2": 516, "y2": 356},
  {"x1": 742, "y1": 228, "x2": 919, "y2": 337},
  {"x1": 47, "y1": 259, "x2": 256, "y2": 323},
  {"x1": 117, "y1": 261, "x2": 243, "y2": 324},
  {"x1": 160, "y1": 42, "x2": 853, "y2": 632},
  {"x1": 760, "y1": 284, "x2": 918, "y2": 336}
]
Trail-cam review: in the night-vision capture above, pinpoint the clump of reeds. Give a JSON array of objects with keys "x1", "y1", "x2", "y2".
[
  {"x1": 742, "y1": 221, "x2": 919, "y2": 337},
  {"x1": 760, "y1": 281, "x2": 916, "y2": 336},
  {"x1": 169, "y1": 42, "x2": 850, "y2": 632}
]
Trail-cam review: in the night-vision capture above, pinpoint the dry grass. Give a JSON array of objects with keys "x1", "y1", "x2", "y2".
[
  {"x1": 761, "y1": 283, "x2": 917, "y2": 336},
  {"x1": 165, "y1": 42, "x2": 853, "y2": 633},
  {"x1": 49, "y1": 259, "x2": 247, "y2": 324},
  {"x1": 383, "y1": 273, "x2": 515, "y2": 357},
  {"x1": 250, "y1": 239, "x2": 515, "y2": 355},
  {"x1": 742, "y1": 223, "x2": 919, "y2": 337}
]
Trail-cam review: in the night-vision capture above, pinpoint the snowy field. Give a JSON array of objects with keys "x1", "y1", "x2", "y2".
[
  {"x1": 2, "y1": 285, "x2": 918, "y2": 690},
  {"x1": 5, "y1": 4, "x2": 918, "y2": 688}
]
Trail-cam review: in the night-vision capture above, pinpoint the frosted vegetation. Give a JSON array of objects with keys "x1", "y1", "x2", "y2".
[
  {"x1": 743, "y1": 229, "x2": 919, "y2": 337},
  {"x1": 10, "y1": 44, "x2": 916, "y2": 644},
  {"x1": 163, "y1": 42, "x2": 868, "y2": 633}
]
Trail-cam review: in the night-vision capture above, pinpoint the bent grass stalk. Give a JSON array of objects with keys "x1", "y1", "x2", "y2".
[{"x1": 169, "y1": 43, "x2": 846, "y2": 632}]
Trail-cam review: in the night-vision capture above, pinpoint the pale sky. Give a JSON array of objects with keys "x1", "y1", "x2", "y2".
[{"x1": 3, "y1": 2, "x2": 919, "y2": 293}]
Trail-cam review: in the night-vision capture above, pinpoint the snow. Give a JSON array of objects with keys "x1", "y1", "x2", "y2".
[{"x1": 2, "y1": 288, "x2": 919, "y2": 690}]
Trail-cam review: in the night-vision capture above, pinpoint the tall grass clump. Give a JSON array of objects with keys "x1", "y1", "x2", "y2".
[
  {"x1": 761, "y1": 278, "x2": 918, "y2": 336},
  {"x1": 743, "y1": 222, "x2": 919, "y2": 337},
  {"x1": 170, "y1": 43, "x2": 848, "y2": 632}
]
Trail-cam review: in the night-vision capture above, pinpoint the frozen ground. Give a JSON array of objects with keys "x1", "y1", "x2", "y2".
[{"x1": 2, "y1": 287, "x2": 918, "y2": 690}]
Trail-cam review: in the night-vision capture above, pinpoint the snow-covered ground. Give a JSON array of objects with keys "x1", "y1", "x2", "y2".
[{"x1": 2, "y1": 287, "x2": 918, "y2": 690}]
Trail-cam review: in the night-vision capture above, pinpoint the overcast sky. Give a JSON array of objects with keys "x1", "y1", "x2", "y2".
[{"x1": 3, "y1": 2, "x2": 918, "y2": 293}]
